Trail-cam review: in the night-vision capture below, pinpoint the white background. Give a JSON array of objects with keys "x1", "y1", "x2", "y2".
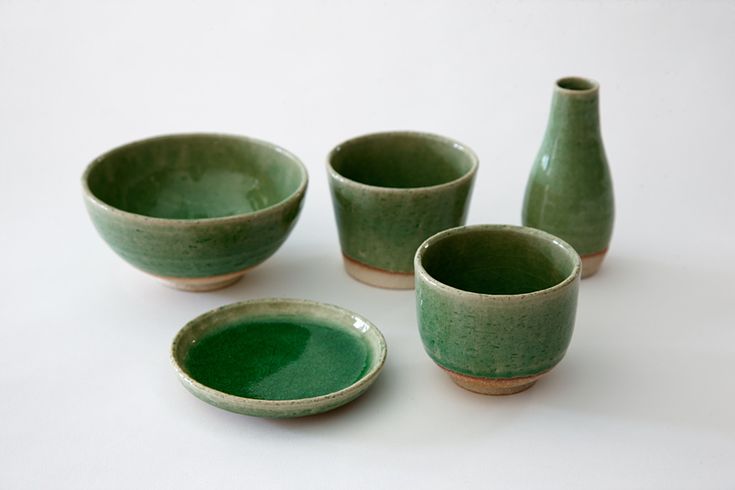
[{"x1": 1, "y1": 1, "x2": 734, "y2": 488}]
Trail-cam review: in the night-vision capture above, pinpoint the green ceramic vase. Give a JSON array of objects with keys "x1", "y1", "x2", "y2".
[{"x1": 522, "y1": 77, "x2": 615, "y2": 278}]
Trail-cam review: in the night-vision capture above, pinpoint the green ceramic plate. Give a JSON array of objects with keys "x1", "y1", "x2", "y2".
[{"x1": 171, "y1": 299, "x2": 387, "y2": 418}]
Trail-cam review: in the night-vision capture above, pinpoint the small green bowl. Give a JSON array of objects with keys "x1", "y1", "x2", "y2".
[
  {"x1": 415, "y1": 224, "x2": 581, "y2": 395},
  {"x1": 171, "y1": 299, "x2": 387, "y2": 418},
  {"x1": 82, "y1": 133, "x2": 308, "y2": 291}
]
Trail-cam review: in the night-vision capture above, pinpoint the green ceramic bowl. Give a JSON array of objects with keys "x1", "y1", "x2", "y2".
[
  {"x1": 415, "y1": 225, "x2": 581, "y2": 395},
  {"x1": 82, "y1": 134, "x2": 308, "y2": 291},
  {"x1": 171, "y1": 298, "x2": 387, "y2": 418}
]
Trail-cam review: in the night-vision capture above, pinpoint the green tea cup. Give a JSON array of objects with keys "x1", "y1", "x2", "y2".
[
  {"x1": 415, "y1": 224, "x2": 581, "y2": 395},
  {"x1": 327, "y1": 131, "x2": 478, "y2": 289},
  {"x1": 83, "y1": 133, "x2": 307, "y2": 291}
]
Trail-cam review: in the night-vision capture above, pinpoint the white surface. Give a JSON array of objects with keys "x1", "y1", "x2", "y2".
[{"x1": 1, "y1": 1, "x2": 734, "y2": 488}]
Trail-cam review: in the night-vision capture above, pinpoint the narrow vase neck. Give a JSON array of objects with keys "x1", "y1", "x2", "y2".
[{"x1": 546, "y1": 78, "x2": 601, "y2": 136}]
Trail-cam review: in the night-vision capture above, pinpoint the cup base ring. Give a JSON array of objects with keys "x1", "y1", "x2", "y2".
[
  {"x1": 442, "y1": 367, "x2": 544, "y2": 395},
  {"x1": 342, "y1": 255, "x2": 414, "y2": 290}
]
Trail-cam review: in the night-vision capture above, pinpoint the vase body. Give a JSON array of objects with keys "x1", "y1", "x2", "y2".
[{"x1": 522, "y1": 77, "x2": 614, "y2": 278}]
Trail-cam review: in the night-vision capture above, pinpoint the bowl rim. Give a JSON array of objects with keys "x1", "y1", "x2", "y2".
[
  {"x1": 326, "y1": 130, "x2": 479, "y2": 193},
  {"x1": 170, "y1": 298, "x2": 388, "y2": 415},
  {"x1": 81, "y1": 132, "x2": 308, "y2": 226},
  {"x1": 415, "y1": 224, "x2": 582, "y2": 300}
]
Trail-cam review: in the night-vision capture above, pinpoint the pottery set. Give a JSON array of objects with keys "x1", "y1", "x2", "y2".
[{"x1": 83, "y1": 76, "x2": 614, "y2": 417}]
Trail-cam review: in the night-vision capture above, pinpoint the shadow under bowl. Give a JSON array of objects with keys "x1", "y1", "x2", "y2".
[{"x1": 82, "y1": 133, "x2": 308, "y2": 291}]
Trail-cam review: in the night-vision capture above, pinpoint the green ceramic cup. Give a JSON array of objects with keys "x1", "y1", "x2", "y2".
[
  {"x1": 327, "y1": 131, "x2": 478, "y2": 289},
  {"x1": 83, "y1": 133, "x2": 308, "y2": 291},
  {"x1": 415, "y1": 224, "x2": 581, "y2": 395}
]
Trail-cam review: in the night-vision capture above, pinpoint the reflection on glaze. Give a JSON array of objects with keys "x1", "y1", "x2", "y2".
[
  {"x1": 122, "y1": 168, "x2": 274, "y2": 219},
  {"x1": 352, "y1": 317, "x2": 370, "y2": 333},
  {"x1": 185, "y1": 319, "x2": 370, "y2": 400}
]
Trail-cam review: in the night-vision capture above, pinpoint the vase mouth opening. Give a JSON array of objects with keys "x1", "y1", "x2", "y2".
[{"x1": 556, "y1": 77, "x2": 598, "y2": 93}]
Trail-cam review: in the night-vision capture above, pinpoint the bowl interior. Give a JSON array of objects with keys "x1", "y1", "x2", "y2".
[
  {"x1": 329, "y1": 133, "x2": 476, "y2": 188},
  {"x1": 420, "y1": 227, "x2": 577, "y2": 295},
  {"x1": 173, "y1": 300, "x2": 385, "y2": 401},
  {"x1": 86, "y1": 135, "x2": 305, "y2": 219}
]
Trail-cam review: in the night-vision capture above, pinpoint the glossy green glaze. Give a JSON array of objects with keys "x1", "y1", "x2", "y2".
[
  {"x1": 82, "y1": 134, "x2": 307, "y2": 288},
  {"x1": 185, "y1": 319, "x2": 370, "y2": 400},
  {"x1": 327, "y1": 131, "x2": 477, "y2": 279},
  {"x1": 171, "y1": 299, "x2": 387, "y2": 418},
  {"x1": 522, "y1": 77, "x2": 615, "y2": 260},
  {"x1": 415, "y1": 225, "x2": 581, "y2": 390}
]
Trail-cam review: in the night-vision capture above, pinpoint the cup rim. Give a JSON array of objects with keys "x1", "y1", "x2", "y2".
[
  {"x1": 415, "y1": 224, "x2": 582, "y2": 299},
  {"x1": 81, "y1": 132, "x2": 309, "y2": 226},
  {"x1": 326, "y1": 130, "x2": 479, "y2": 193}
]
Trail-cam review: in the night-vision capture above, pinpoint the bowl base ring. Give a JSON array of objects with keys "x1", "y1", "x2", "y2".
[
  {"x1": 152, "y1": 268, "x2": 250, "y2": 292},
  {"x1": 342, "y1": 255, "x2": 414, "y2": 290},
  {"x1": 441, "y1": 367, "x2": 545, "y2": 395}
]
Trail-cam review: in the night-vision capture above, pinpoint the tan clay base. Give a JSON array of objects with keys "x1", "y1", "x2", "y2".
[
  {"x1": 153, "y1": 269, "x2": 248, "y2": 292},
  {"x1": 443, "y1": 368, "x2": 542, "y2": 395},
  {"x1": 342, "y1": 255, "x2": 414, "y2": 290},
  {"x1": 581, "y1": 248, "x2": 607, "y2": 278}
]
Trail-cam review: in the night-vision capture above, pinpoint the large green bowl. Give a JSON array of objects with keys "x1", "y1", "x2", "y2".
[{"x1": 82, "y1": 133, "x2": 308, "y2": 291}]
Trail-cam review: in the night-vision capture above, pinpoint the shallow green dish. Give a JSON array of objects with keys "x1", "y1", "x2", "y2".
[
  {"x1": 82, "y1": 133, "x2": 308, "y2": 291},
  {"x1": 171, "y1": 299, "x2": 387, "y2": 418}
]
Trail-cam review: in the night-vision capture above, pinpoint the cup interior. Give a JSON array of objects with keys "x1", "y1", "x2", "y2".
[
  {"x1": 85, "y1": 134, "x2": 305, "y2": 220},
  {"x1": 329, "y1": 132, "x2": 476, "y2": 188},
  {"x1": 420, "y1": 227, "x2": 578, "y2": 295}
]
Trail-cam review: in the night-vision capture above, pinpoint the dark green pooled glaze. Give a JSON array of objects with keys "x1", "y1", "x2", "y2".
[
  {"x1": 82, "y1": 134, "x2": 307, "y2": 288},
  {"x1": 185, "y1": 319, "x2": 370, "y2": 400},
  {"x1": 327, "y1": 131, "x2": 477, "y2": 276},
  {"x1": 415, "y1": 225, "x2": 581, "y2": 390},
  {"x1": 171, "y1": 299, "x2": 387, "y2": 418},
  {"x1": 522, "y1": 77, "x2": 615, "y2": 262}
]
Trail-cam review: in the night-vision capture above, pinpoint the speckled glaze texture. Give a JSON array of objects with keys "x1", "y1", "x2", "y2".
[
  {"x1": 522, "y1": 77, "x2": 614, "y2": 278},
  {"x1": 82, "y1": 134, "x2": 307, "y2": 290},
  {"x1": 415, "y1": 225, "x2": 581, "y2": 394},
  {"x1": 171, "y1": 299, "x2": 387, "y2": 418},
  {"x1": 327, "y1": 131, "x2": 477, "y2": 288}
]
